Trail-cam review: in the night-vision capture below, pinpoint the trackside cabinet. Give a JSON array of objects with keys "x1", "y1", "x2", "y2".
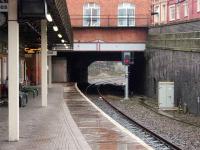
[{"x1": 158, "y1": 82, "x2": 174, "y2": 110}]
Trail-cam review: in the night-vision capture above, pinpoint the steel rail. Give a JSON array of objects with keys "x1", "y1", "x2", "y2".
[{"x1": 81, "y1": 82, "x2": 182, "y2": 150}]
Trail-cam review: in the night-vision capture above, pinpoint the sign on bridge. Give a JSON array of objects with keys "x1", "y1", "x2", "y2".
[
  {"x1": 0, "y1": 3, "x2": 8, "y2": 12},
  {"x1": 122, "y1": 52, "x2": 134, "y2": 65},
  {"x1": 48, "y1": 51, "x2": 57, "y2": 56}
]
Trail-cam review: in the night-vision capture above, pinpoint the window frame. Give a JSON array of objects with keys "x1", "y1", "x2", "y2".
[
  {"x1": 197, "y1": 0, "x2": 200, "y2": 12},
  {"x1": 118, "y1": 3, "x2": 135, "y2": 27},
  {"x1": 169, "y1": 5, "x2": 175, "y2": 21},
  {"x1": 154, "y1": 5, "x2": 160, "y2": 24},
  {"x1": 161, "y1": 3, "x2": 166, "y2": 23},
  {"x1": 83, "y1": 3, "x2": 100, "y2": 27},
  {"x1": 183, "y1": 1, "x2": 188, "y2": 17},
  {"x1": 176, "y1": 4, "x2": 180, "y2": 20}
]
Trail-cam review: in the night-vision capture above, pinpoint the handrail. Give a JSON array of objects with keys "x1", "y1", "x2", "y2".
[{"x1": 70, "y1": 15, "x2": 150, "y2": 27}]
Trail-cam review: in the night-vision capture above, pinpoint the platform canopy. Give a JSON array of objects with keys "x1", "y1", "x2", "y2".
[{"x1": 17, "y1": 0, "x2": 73, "y2": 49}]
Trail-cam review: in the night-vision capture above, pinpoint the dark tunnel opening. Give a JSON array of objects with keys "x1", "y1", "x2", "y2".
[
  {"x1": 54, "y1": 51, "x2": 146, "y2": 95},
  {"x1": 129, "y1": 52, "x2": 146, "y2": 95}
]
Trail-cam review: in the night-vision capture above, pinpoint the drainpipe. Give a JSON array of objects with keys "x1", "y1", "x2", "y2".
[{"x1": 197, "y1": 96, "x2": 200, "y2": 115}]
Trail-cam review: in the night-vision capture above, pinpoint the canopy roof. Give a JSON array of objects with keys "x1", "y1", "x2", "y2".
[{"x1": 19, "y1": 0, "x2": 73, "y2": 49}]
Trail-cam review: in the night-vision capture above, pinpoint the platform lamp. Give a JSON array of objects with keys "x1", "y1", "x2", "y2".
[{"x1": 53, "y1": 26, "x2": 58, "y2": 32}]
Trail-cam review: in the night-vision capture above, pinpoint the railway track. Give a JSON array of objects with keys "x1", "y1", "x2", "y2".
[{"x1": 79, "y1": 82, "x2": 182, "y2": 150}]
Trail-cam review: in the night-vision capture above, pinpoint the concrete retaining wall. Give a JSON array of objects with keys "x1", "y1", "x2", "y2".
[
  {"x1": 146, "y1": 31, "x2": 200, "y2": 113},
  {"x1": 149, "y1": 20, "x2": 200, "y2": 34}
]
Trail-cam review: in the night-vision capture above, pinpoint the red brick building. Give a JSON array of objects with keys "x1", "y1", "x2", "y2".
[
  {"x1": 67, "y1": 0, "x2": 151, "y2": 52},
  {"x1": 152, "y1": 0, "x2": 200, "y2": 25}
]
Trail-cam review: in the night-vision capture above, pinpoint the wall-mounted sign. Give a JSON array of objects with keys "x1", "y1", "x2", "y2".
[
  {"x1": 0, "y1": 3, "x2": 8, "y2": 12},
  {"x1": 48, "y1": 51, "x2": 57, "y2": 56},
  {"x1": 24, "y1": 48, "x2": 41, "y2": 54},
  {"x1": 18, "y1": 0, "x2": 46, "y2": 21},
  {"x1": 0, "y1": 13, "x2": 6, "y2": 26}
]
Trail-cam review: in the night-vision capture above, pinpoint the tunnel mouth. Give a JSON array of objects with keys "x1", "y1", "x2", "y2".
[
  {"x1": 86, "y1": 61, "x2": 126, "y2": 96},
  {"x1": 64, "y1": 51, "x2": 145, "y2": 96},
  {"x1": 88, "y1": 61, "x2": 125, "y2": 85}
]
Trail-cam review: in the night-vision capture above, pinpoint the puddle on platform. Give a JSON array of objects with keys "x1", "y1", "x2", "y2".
[{"x1": 64, "y1": 86, "x2": 150, "y2": 150}]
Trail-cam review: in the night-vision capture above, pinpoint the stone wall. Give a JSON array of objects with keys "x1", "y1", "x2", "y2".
[
  {"x1": 149, "y1": 20, "x2": 200, "y2": 34},
  {"x1": 146, "y1": 31, "x2": 200, "y2": 113},
  {"x1": 147, "y1": 31, "x2": 200, "y2": 52}
]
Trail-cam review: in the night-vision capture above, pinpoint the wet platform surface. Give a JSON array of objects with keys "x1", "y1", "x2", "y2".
[
  {"x1": 0, "y1": 84, "x2": 91, "y2": 150},
  {"x1": 64, "y1": 84, "x2": 152, "y2": 150}
]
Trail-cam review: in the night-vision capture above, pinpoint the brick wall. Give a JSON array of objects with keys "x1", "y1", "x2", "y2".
[
  {"x1": 151, "y1": 0, "x2": 200, "y2": 25},
  {"x1": 67, "y1": 0, "x2": 150, "y2": 43},
  {"x1": 73, "y1": 28, "x2": 148, "y2": 42},
  {"x1": 67, "y1": 0, "x2": 150, "y2": 18}
]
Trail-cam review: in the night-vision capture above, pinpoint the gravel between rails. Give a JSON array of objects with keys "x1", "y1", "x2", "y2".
[{"x1": 104, "y1": 95, "x2": 200, "y2": 150}]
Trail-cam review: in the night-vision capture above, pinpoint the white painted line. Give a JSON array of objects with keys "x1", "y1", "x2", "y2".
[{"x1": 75, "y1": 83, "x2": 154, "y2": 150}]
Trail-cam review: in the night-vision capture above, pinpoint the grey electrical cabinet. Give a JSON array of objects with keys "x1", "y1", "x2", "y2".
[{"x1": 158, "y1": 82, "x2": 174, "y2": 110}]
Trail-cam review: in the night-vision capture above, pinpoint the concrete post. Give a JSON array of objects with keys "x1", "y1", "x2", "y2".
[
  {"x1": 124, "y1": 65, "x2": 129, "y2": 100},
  {"x1": 8, "y1": 0, "x2": 19, "y2": 141},
  {"x1": 0, "y1": 59, "x2": 1, "y2": 84},
  {"x1": 48, "y1": 56, "x2": 52, "y2": 88},
  {"x1": 35, "y1": 52, "x2": 38, "y2": 85},
  {"x1": 41, "y1": 20, "x2": 48, "y2": 107},
  {"x1": 2, "y1": 57, "x2": 7, "y2": 81},
  {"x1": 24, "y1": 62, "x2": 27, "y2": 82}
]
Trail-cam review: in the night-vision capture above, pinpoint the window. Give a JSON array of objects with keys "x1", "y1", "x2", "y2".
[
  {"x1": 183, "y1": 1, "x2": 188, "y2": 17},
  {"x1": 154, "y1": 5, "x2": 160, "y2": 24},
  {"x1": 169, "y1": 5, "x2": 175, "y2": 21},
  {"x1": 161, "y1": 4, "x2": 166, "y2": 22},
  {"x1": 197, "y1": 0, "x2": 200, "y2": 12},
  {"x1": 118, "y1": 3, "x2": 135, "y2": 26},
  {"x1": 83, "y1": 3, "x2": 100, "y2": 26},
  {"x1": 176, "y1": 4, "x2": 180, "y2": 19}
]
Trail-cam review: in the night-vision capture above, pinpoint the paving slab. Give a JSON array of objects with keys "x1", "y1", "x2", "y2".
[
  {"x1": 0, "y1": 84, "x2": 91, "y2": 150},
  {"x1": 64, "y1": 84, "x2": 152, "y2": 150}
]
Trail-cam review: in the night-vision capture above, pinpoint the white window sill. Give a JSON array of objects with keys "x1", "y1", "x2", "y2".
[{"x1": 169, "y1": 19, "x2": 175, "y2": 21}]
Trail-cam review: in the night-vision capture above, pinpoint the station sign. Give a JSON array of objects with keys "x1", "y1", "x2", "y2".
[
  {"x1": 18, "y1": 0, "x2": 46, "y2": 21},
  {"x1": 24, "y1": 48, "x2": 57, "y2": 56},
  {"x1": 48, "y1": 51, "x2": 57, "y2": 56},
  {"x1": 0, "y1": 3, "x2": 8, "y2": 12},
  {"x1": 24, "y1": 48, "x2": 41, "y2": 54}
]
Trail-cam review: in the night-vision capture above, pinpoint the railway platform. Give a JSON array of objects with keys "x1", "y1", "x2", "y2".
[
  {"x1": 0, "y1": 83, "x2": 152, "y2": 150},
  {"x1": 64, "y1": 83, "x2": 152, "y2": 150},
  {"x1": 0, "y1": 84, "x2": 90, "y2": 150}
]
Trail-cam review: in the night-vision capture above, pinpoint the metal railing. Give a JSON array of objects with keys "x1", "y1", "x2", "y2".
[{"x1": 70, "y1": 15, "x2": 150, "y2": 28}]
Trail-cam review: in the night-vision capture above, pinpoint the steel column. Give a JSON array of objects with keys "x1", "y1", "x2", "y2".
[
  {"x1": 36, "y1": 52, "x2": 39, "y2": 85},
  {"x1": 41, "y1": 20, "x2": 48, "y2": 107},
  {"x1": 48, "y1": 56, "x2": 52, "y2": 88},
  {"x1": 8, "y1": 0, "x2": 19, "y2": 141},
  {"x1": 124, "y1": 65, "x2": 129, "y2": 100}
]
